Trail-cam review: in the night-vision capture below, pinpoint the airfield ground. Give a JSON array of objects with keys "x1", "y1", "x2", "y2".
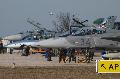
[{"x1": 0, "y1": 53, "x2": 119, "y2": 79}]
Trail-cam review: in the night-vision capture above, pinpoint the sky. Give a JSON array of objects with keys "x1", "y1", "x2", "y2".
[{"x1": 0, "y1": 0, "x2": 120, "y2": 37}]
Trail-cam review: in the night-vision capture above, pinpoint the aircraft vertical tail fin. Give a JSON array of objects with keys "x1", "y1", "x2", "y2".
[{"x1": 105, "y1": 16, "x2": 117, "y2": 29}]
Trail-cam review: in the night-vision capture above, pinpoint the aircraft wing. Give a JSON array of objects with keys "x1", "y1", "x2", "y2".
[{"x1": 101, "y1": 36, "x2": 120, "y2": 42}]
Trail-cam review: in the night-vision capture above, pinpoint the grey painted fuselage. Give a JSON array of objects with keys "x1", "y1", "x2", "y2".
[{"x1": 34, "y1": 30, "x2": 120, "y2": 49}]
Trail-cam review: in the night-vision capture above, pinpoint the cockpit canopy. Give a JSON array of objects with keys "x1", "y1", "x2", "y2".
[{"x1": 59, "y1": 26, "x2": 106, "y2": 37}]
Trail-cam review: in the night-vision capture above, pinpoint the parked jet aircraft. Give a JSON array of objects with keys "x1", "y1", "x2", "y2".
[
  {"x1": 32, "y1": 16, "x2": 120, "y2": 49},
  {"x1": 32, "y1": 30, "x2": 120, "y2": 49},
  {"x1": 3, "y1": 32, "x2": 30, "y2": 41}
]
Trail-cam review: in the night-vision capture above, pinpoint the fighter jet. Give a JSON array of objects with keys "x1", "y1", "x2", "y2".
[
  {"x1": 32, "y1": 30, "x2": 120, "y2": 49},
  {"x1": 32, "y1": 16, "x2": 120, "y2": 50},
  {"x1": 3, "y1": 32, "x2": 30, "y2": 41}
]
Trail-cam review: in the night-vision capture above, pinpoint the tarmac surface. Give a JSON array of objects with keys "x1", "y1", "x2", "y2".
[
  {"x1": 0, "y1": 53, "x2": 101, "y2": 67},
  {"x1": 0, "y1": 53, "x2": 120, "y2": 79}
]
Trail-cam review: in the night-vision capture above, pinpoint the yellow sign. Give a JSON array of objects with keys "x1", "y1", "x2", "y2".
[{"x1": 96, "y1": 60, "x2": 120, "y2": 73}]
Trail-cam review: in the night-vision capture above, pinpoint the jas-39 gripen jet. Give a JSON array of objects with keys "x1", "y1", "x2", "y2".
[{"x1": 31, "y1": 16, "x2": 120, "y2": 60}]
